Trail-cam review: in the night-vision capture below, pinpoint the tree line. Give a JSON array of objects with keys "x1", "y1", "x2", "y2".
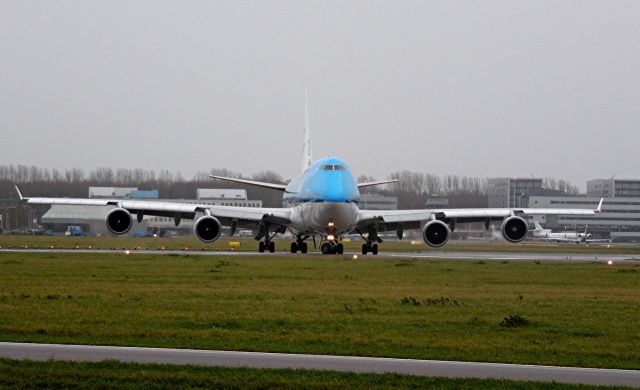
[{"x1": 0, "y1": 164, "x2": 580, "y2": 209}]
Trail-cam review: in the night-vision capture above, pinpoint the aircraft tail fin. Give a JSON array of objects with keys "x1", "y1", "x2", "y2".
[
  {"x1": 302, "y1": 89, "x2": 312, "y2": 173},
  {"x1": 14, "y1": 185, "x2": 24, "y2": 201},
  {"x1": 595, "y1": 198, "x2": 604, "y2": 213}
]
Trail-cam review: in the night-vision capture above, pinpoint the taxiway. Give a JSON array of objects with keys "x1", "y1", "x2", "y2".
[
  {"x1": 0, "y1": 247, "x2": 638, "y2": 263},
  {"x1": 1, "y1": 342, "x2": 638, "y2": 387}
]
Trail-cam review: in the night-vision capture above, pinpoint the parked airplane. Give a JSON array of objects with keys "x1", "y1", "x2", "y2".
[
  {"x1": 15, "y1": 93, "x2": 603, "y2": 255},
  {"x1": 530, "y1": 221, "x2": 609, "y2": 244}
]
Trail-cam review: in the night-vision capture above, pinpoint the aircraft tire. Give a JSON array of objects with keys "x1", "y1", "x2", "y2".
[
  {"x1": 268, "y1": 241, "x2": 275, "y2": 253},
  {"x1": 259, "y1": 242, "x2": 265, "y2": 253},
  {"x1": 321, "y1": 242, "x2": 332, "y2": 255},
  {"x1": 336, "y1": 243, "x2": 344, "y2": 254},
  {"x1": 300, "y1": 242, "x2": 308, "y2": 253},
  {"x1": 290, "y1": 242, "x2": 298, "y2": 253},
  {"x1": 361, "y1": 244, "x2": 368, "y2": 255},
  {"x1": 372, "y1": 244, "x2": 378, "y2": 255}
]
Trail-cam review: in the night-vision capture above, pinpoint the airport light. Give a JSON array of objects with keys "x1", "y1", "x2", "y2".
[
  {"x1": 607, "y1": 260, "x2": 613, "y2": 266},
  {"x1": 125, "y1": 250, "x2": 130, "y2": 255},
  {"x1": 353, "y1": 254, "x2": 358, "y2": 260}
]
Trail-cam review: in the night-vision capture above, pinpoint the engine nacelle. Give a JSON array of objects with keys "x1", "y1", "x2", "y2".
[
  {"x1": 106, "y1": 208, "x2": 133, "y2": 235},
  {"x1": 422, "y1": 220, "x2": 450, "y2": 247},
  {"x1": 194, "y1": 216, "x2": 222, "y2": 243},
  {"x1": 501, "y1": 216, "x2": 528, "y2": 243}
]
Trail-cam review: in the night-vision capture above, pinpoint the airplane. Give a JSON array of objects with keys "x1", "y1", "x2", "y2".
[
  {"x1": 15, "y1": 92, "x2": 604, "y2": 255},
  {"x1": 530, "y1": 221, "x2": 610, "y2": 244}
]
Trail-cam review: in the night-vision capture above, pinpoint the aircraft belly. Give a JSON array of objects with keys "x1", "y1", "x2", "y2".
[{"x1": 295, "y1": 202, "x2": 358, "y2": 234}]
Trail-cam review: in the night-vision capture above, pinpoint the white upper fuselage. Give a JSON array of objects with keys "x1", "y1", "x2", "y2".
[
  {"x1": 530, "y1": 225, "x2": 591, "y2": 242},
  {"x1": 532, "y1": 231, "x2": 586, "y2": 239}
]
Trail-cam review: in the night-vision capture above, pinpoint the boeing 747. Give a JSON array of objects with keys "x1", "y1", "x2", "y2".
[{"x1": 16, "y1": 93, "x2": 602, "y2": 254}]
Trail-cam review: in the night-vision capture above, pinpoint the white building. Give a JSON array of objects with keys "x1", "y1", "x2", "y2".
[
  {"x1": 195, "y1": 189, "x2": 261, "y2": 207},
  {"x1": 359, "y1": 194, "x2": 398, "y2": 210},
  {"x1": 89, "y1": 187, "x2": 138, "y2": 198},
  {"x1": 528, "y1": 196, "x2": 640, "y2": 242},
  {"x1": 587, "y1": 179, "x2": 640, "y2": 198},
  {"x1": 487, "y1": 178, "x2": 543, "y2": 208}
]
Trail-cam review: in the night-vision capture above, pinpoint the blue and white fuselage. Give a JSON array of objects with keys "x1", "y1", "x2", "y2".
[{"x1": 283, "y1": 157, "x2": 360, "y2": 235}]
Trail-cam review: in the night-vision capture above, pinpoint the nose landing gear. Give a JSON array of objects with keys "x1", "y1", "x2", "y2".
[{"x1": 320, "y1": 241, "x2": 343, "y2": 255}]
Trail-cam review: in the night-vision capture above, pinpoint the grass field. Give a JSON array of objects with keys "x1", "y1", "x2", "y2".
[
  {"x1": 0, "y1": 359, "x2": 627, "y2": 390},
  {"x1": 2, "y1": 234, "x2": 639, "y2": 254},
  {"x1": 1, "y1": 251, "x2": 639, "y2": 370}
]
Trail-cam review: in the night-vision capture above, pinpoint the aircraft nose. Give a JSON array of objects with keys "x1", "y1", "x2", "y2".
[{"x1": 321, "y1": 173, "x2": 353, "y2": 202}]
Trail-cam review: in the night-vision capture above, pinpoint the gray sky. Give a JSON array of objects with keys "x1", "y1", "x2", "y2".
[{"x1": 1, "y1": 1, "x2": 639, "y2": 189}]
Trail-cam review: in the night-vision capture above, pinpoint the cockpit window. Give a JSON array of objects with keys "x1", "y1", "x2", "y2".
[{"x1": 321, "y1": 164, "x2": 344, "y2": 171}]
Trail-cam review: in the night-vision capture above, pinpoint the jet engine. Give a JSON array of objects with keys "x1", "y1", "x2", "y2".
[
  {"x1": 422, "y1": 220, "x2": 450, "y2": 247},
  {"x1": 194, "y1": 215, "x2": 222, "y2": 243},
  {"x1": 501, "y1": 216, "x2": 528, "y2": 243},
  {"x1": 106, "y1": 208, "x2": 133, "y2": 235}
]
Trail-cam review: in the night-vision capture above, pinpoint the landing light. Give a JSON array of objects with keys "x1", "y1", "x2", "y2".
[
  {"x1": 328, "y1": 221, "x2": 335, "y2": 227},
  {"x1": 327, "y1": 234, "x2": 335, "y2": 241}
]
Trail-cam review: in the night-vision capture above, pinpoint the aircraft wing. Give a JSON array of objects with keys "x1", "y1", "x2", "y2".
[
  {"x1": 357, "y1": 206, "x2": 597, "y2": 230},
  {"x1": 209, "y1": 175, "x2": 287, "y2": 191},
  {"x1": 17, "y1": 187, "x2": 291, "y2": 227},
  {"x1": 357, "y1": 179, "x2": 399, "y2": 188}
]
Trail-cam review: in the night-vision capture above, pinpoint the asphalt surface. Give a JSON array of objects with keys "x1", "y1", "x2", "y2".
[
  {"x1": 1, "y1": 247, "x2": 639, "y2": 263},
  {"x1": 1, "y1": 342, "x2": 639, "y2": 387}
]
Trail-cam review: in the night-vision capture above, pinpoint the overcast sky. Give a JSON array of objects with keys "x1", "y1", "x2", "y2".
[{"x1": 1, "y1": 1, "x2": 639, "y2": 189}]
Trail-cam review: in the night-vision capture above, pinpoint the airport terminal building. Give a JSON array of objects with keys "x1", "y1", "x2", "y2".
[
  {"x1": 487, "y1": 178, "x2": 543, "y2": 208},
  {"x1": 587, "y1": 179, "x2": 640, "y2": 198},
  {"x1": 487, "y1": 178, "x2": 640, "y2": 242},
  {"x1": 358, "y1": 193, "x2": 398, "y2": 210},
  {"x1": 528, "y1": 195, "x2": 640, "y2": 242}
]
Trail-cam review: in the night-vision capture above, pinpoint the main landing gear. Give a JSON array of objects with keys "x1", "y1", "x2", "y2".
[
  {"x1": 361, "y1": 242, "x2": 378, "y2": 255},
  {"x1": 359, "y1": 226, "x2": 381, "y2": 255},
  {"x1": 257, "y1": 223, "x2": 283, "y2": 253},
  {"x1": 258, "y1": 241, "x2": 275, "y2": 253},
  {"x1": 290, "y1": 235, "x2": 309, "y2": 254}
]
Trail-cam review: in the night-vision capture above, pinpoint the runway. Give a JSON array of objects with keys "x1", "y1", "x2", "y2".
[
  {"x1": 1, "y1": 342, "x2": 639, "y2": 387},
  {"x1": 1, "y1": 247, "x2": 639, "y2": 263}
]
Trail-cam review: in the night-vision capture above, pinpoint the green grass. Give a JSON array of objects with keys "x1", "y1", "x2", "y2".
[
  {"x1": 1, "y1": 252, "x2": 639, "y2": 370},
  {"x1": 2, "y1": 234, "x2": 639, "y2": 254},
  {"x1": 1, "y1": 359, "x2": 625, "y2": 389}
]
